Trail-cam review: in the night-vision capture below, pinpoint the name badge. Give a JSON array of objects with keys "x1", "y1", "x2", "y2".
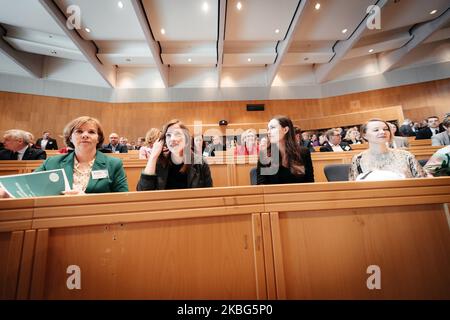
[{"x1": 91, "y1": 169, "x2": 108, "y2": 180}]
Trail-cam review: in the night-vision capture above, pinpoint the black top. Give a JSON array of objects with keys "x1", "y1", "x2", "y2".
[
  {"x1": 256, "y1": 147, "x2": 314, "y2": 185},
  {"x1": 165, "y1": 163, "x2": 188, "y2": 189}
]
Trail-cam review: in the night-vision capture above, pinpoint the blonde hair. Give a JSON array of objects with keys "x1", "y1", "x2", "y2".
[{"x1": 144, "y1": 128, "x2": 161, "y2": 147}]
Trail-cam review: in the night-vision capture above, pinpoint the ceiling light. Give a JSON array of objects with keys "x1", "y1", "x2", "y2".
[
  {"x1": 247, "y1": 58, "x2": 251, "y2": 62},
  {"x1": 202, "y1": 2, "x2": 209, "y2": 12},
  {"x1": 126, "y1": 58, "x2": 131, "y2": 62},
  {"x1": 275, "y1": 29, "x2": 280, "y2": 34},
  {"x1": 315, "y1": 3, "x2": 321, "y2": 10},
  {"x1": 117, "y1": 1, "x2": 124, "y2": 9},
  {"x1": 368, "y1": 49, "x2": 374, "y2": 53},
  {"x1": 51, "y1": 50, "x2": 57, "y2": 55},
  {"x1": 341, "y1": 28, "x2": 348, "y2": 34},
  {"x1": 161, "y1": 28, "x2": 165, "y2": 35},
  {"x1": 430, "y1": 9, "x2": 437, "y2": 15},
  {"x1": 236, "y1": 2, "x2": 242, "y2": 10},
  {"x1": 85, "y1": 27, "x2": 91, "y2": 33},
  {"x1": 188, "y1": 58, "x2": 192, "y2": 62},
  {"x1": 304, "y1": 57, "x2": 309, "y2": 61}
]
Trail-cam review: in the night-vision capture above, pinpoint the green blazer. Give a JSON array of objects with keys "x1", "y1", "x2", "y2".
[{"x1": 35, "y1": 150, "x2": 129, "y2": 193}]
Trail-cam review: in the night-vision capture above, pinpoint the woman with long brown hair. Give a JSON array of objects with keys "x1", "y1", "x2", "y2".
[
  {"x1": 257, "y1": 115, "x2": 314, "y2": 184},
  {"x1": 137, "y1": 119, "x2": 213, "y2": 190}
]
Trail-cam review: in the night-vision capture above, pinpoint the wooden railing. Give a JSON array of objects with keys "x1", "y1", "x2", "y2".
[{"x1": 1, "y1": 178, "x2": 449, "y2": 299}]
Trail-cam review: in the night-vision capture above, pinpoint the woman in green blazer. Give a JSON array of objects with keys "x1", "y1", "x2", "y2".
[{"x1": 35, "y1": 116, "x2": 128, "y2": 194}]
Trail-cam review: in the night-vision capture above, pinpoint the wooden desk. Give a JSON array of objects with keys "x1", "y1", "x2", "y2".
[{"x1": 1, "y1": 178, "x2": 449, "y2": 299}]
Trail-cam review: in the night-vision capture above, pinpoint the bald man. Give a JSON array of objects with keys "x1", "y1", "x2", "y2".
[{"x1": 102, "y1": 133, "x2": 128, "y2": 153}]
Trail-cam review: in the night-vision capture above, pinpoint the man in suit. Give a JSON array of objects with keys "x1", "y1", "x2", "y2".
[
  {"x1": 415, "y1": 116, "x2": 444, "y2": 140},
  {"x1": 36, "y1": 131, "x2": 58, "y2": 150},
  {"x1": 0, "y1": 129, "x2": 46, "y2": 160},
  {"x1": 320, "y1": 129, "x2": 352, "y2": 152},
  {"x1": 432, "y1": 117, "x2": 450, "y2": 146},
  {"x1": 102, "y1": 133, "x2": 128, "y2": 153}
]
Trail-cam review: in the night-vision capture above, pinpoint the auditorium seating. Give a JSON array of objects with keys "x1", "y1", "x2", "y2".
[{"x1": 1, "y1": 178, "x2": 449, "y2": 299}]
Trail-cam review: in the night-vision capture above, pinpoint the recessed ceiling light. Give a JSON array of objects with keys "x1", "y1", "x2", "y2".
[
  {"x1": 236, "y1": 2, "x2": 242, "y2": 10},
  {"x1": 315, "y1": 3, "x2": 321, "y2": 10},
  {"x1": 247, "y1": 58, "x2": 251, "y2": 62},
  {"x1": 202, "y1": 2, "x2": 209, "y2": 12},
  {"x1": 48, "y1": 35, "x2": 53, "y2": 38},
  {"x1": 430, "y1": 9, "x2": 437, "y2": 15},
  {"x1": 342, "y1": 28, "x2": 348, "y2": 34},
  {"x1": 117, "y1": 1, "x2": 124, "y2": 9},
  {"x1": 368, "y1": 49, "x2": 374, "y2": 53},
  {"x1": 275, "y1": 29, "x2": 280, "y2": 34},
  {"x1": 85, "y1": 27, "x2": 91, "y2": 33},
  {"x1": 126, "y1": 58, "x2": 131, "y2": 62},
  {"x1": 161, "y1": 28, "x2": 165, "y2": 35},
  {"x1": 51, "y1": 50, "x2": 57, "y2": 55},
  {"x1": 304, "y1": 57, "x2": 309, "y2": 61},
  {"x1": 188, "y1": 58, "x2": 192, "y2": 62}
]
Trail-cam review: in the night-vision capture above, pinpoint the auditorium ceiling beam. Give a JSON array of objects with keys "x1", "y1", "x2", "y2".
[
  {"x1": 217, "y1": 0, "x2": 226, "y2": 87},
  {"x1": 0, "y1": 25, "x2": 44, "y2": 78},
  {"x1": 39, "y1": 0, "x2": 116, "y2": 87},
  {"x1": 130, "y1": 0, "x2": 169, "y2": 88},
  {"x1": 314, "y1": 0, "x2": 388, "y2": 84},
  {"x1": 267, "y1": 0, "x2": 308, "y2": 87},
  {"x1": 378, "y1": 7, "x2": 450, "y2": 73}
]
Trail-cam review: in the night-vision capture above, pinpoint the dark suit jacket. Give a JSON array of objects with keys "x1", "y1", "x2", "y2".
[
  {"x1": 36, "y1": 138, "x2": 58, "y2": 150},
  {"x1": 415, "y1": 127, "x2": 444, "y2": 140},
  {"x1": 35, "y1": 150, "x2": 128, "y2": 193},
  {"x1": 319, "y1": 141, "x2": 352, "y2": 152},
  {"x1": 0, "y1": 147, "x2": 47, "y2": 160},
  {"x1": 102, "y1": 143, "x2": 128, "y2": 153}
]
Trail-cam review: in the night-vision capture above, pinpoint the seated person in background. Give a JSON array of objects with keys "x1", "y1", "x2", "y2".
[
  {"x1": 135, "y1": 136, "x2": 145, "y2": 150},
  {"x1": 431, "y1": 117, "x2": 450, "y2": 146},
  {"x1": 0, "y1": 129, "x2": 46, "y2": 160},
  {"x1": 415, "y1": 116, "x2": 443, "y2": 140},
  {"x1": 342, "y1": 128, "x2": 363, "y2": 145},
  {"x1": 235, "y1": 129, "x2": 259, "y2": 156},
  {"x1": 102, "y1": 132, "x2": 128, "y2": 153},
  {"x1": 423, "y1": 145, "x2": 450, "y2": 176},
  {"x1": 137, "y1": 119, "x2": 213, "y2": 191},
  {"x1": 193, "y1": 134, "x2": 208, "y2": 158},
  {"x1": 34, "y1": 116, "x2": 128, "y2": 194},
  {"x1": 349, "y1": 119, "x2": 427, "y2": 181},
  {"x1": 399, "y1": 119, "x2": 415, "y2": 137},
  {"x1": 25, "y1": 132, "x2": 36, "y2": 149},
  {"x1": 318, "y1": 133, "x2": 328, "y2": 146},
  {"x1": 311, "y1": 134, "x2": 320, "y2": 147},
  {"x1": 36, "y1": 131, "x2": 58, "y2": 150},
  {"x1": 257, "y1": 115, "x2": 314, "y2": 184},
  {"x1": 139, "y1": 128, "x2": 161, "y2": 160},
  {"x1": 204, "y1": 134, "x2": 226, "y2": 157},
  {"x1": 320, "y1": 129, "x2": 352, "y2": 152},
  {"x1": 387, "y1": 122, "x2": 409, "y2": 149}
]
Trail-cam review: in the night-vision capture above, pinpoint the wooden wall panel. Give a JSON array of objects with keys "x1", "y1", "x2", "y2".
[{"x1": 1, "y1": 78, "x2": 449, "y2": 148}]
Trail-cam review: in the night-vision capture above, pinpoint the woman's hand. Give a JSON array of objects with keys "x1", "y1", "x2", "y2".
[
  {"x1": 62, "y1": 190, "x2": 85, "y2": 196},
  {"x1": 0, "y1": 188, "x2": 10, "y2": 199},
  {"x1": 144, "y1": 139, "x2": 164, "y2": 175}
]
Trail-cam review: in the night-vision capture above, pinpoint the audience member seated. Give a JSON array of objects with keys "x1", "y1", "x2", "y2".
[
  {"x1": 102, "y1": 132, "x2": 128, "y2": 153},
  {"x1": 139, "y1": 128, "x2": 161, "y2": 160},
  {"x1": 415, "y1": 116, "x2": 444, "y2": 140},
  {"x1": 399, "y1": 119, "x2": 415, "y2": 137},
  {"x1": 311, "y1": 134, "x2": 320, "y2": 147},
  {"x1": 36, "y1": 116, "x2": 128, "y2": 194},
  {"x1": 342, "y1": 128, "x2": 363, "y2": 145},
  {"x1": 257, "y1": 115, "x2": 314, "y2": 184},
  {"x1": 235, "y1": 129, "x2": 259, "y2": 156},
  {"x1": 423, "y1": 145, "x2": 450, "y2": 176},
  {"x1": 0, "y1": 129, "x2": 46, "y2": 160},
  {"x1": 387, "y1": 122, "x2": 409, "y2": 149},
  {"x1": 135, "y1": 136, "x2": 145, "y2": 150},
  {"x1": 204, "y1": 135, "x2": 226, "y2": 157},
  {"x1": 36, "y1": 131, "x2": 58, "y2": 150},
  {"x1": 137, "y1": 119, "x2": 213, "y2": 191},
  {"x1": 349, "y1": 119, "x2": 427, "y2": 181},
  {"x1": 0, "y1": 117, "x2": 128, "y2": 198},
  {"x1": 431, "y1": 117, "x2": 450, "y2": 146},
  {"x1": 320, "y1": 129, "x2": 352, "y2": 152}
]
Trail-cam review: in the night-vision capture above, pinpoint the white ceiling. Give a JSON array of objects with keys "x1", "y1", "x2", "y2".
[{"x1": 0, "y1": 0, "x2": 449, "y2": 89}]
